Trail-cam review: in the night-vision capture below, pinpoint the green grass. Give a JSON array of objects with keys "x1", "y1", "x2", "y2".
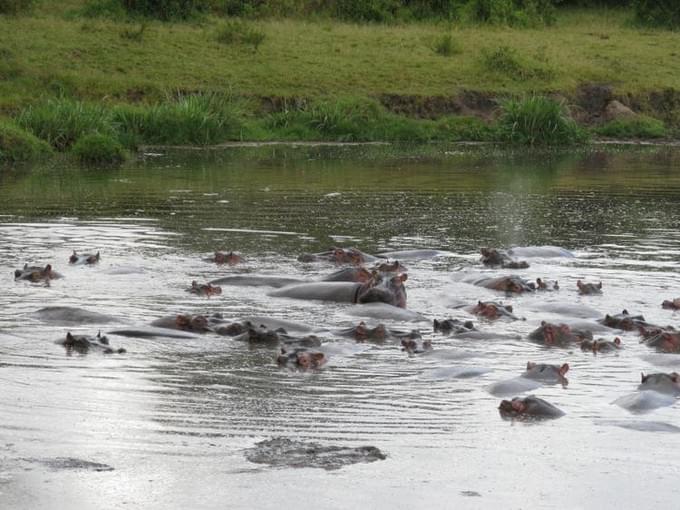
[
  {"x1": 594, "y1": 115, "x2": 667, "y2": 139},
  {"x1": 497, "y1": 95, "x2": 588, "y2": 146},
  {"x1": 0, "y1": 120, "x2": 53, "y2": 162}
]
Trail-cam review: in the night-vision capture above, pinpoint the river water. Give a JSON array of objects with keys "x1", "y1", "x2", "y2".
[{"x1": 1, "y1": 144, "x2": 679, "y2": 509}]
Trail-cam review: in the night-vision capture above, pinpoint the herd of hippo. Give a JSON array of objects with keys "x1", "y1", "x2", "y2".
[{"x1": 13, "y1": 245, "x2": 680, "y2": 421}]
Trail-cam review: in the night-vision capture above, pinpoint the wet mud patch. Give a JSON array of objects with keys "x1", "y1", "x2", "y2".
[
  {"x1": 25, "y1": 457, "x2": 114, "y2": 472},
  {"x1": 244, "y1": 437, "x2": 386, "y2": 471}
]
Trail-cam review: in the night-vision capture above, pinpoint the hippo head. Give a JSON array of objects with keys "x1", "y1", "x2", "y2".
[
  {"x1": 296, "y1": 351, "x2": 326, "y2": 369},
  {"x1": 333, "y1": 247, "x2": 363, "y2": 265},
  {"x1": 69, "y1": 251, "x2": 78, "y2": 264},
  {"x1": 373, "y1": 260, "x2": 407, "y2": 274},
  {"x1": 357, "y1": 273, "x2": 407, "y2": 308},
  {"x1": 400, "y1": 338, "x2": 431, "y2": 354},
  {"x1": 498, "y1": 398, "x2": 526, "y2": 416}
]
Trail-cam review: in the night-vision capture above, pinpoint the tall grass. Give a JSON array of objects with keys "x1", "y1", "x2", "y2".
[
  {"x1": 16, "y1": 98, "x2": 116, "y2": 150},
  {"x1": 497, "y1": 96, "x2": 588, "y2": 145},
  {"x1": 113, "y1": 93, "x2": 244, "y2": 146}
]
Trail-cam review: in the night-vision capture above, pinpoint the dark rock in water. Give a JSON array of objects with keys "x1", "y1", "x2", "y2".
[
  {"x1": 28, "y1": 457, "x2": 114, "y2": 472},
  {"x1": 244, "y1": 437, "x2": 386, "y2": 471}
]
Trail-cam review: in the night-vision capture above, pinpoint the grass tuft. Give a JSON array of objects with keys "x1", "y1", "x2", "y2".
[
  {"x1": 480, "y1": 45, "x2": 554, "y2": 81},
  {"x1": 0, "y1": 120, "x2": 53, "y2": 162},
  {"x1": 497, "y1": 95, "x2": 588, "y2": 146},
  {"x1": 216, "y1": 20, "x2": 266, "y2": 51},
  {"x1": 71, "y1": 132, "x2": 126, "y2": 164},
  {"x1": 433, "y1": 34, "x2": 461, "y2": 57},
  {"x1": 16, "y1": 98, "x2": 116, "y2": 151}
]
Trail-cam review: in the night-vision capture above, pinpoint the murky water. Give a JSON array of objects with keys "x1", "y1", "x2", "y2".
[{"x1": 1, "y1": 145, "x2": 680, "y2": 509}]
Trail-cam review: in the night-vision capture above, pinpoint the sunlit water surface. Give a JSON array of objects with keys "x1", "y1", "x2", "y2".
[{"x1": 1, "y1": 145, "x2": 680, "y2": 509}]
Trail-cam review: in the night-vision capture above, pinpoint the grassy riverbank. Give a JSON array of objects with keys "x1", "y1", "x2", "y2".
[{"x1": 2, "y1": 2, "x2": 680, "y2": 161}]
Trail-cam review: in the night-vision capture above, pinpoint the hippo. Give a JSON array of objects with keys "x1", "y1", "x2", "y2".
[
  {"x1": 433, "y1": 318, "x2": 475, "y2": 335},
  {"x1": 581, "y1": 337, "x2": 622, "y2": 353},
  {"x1": 371, "y1": 260, "x2": 407, "y2": 273},
  {"x1": 377, "y1": 249, "x2": 448, "y2": 260},
  {"x1": 480, "y1": 248, "x2": 529, "y2": 269},
  {"x1": 320, "y1": 267, "x2": 373, "y2": 283},
  {"x1": 69, "y1": 251, "x2": 100, "y2": 265},
  {"x1": 472, "y1": 275, "x2": 535, "y2": 293},
  {"x1": 639, "y1": 372, "x2": 680, "y2": 395},
  {"x1": 277, "y1": 347, "x2": 327, "y2": 370},
  {"x1": 599, "y1": 310, "x2": 654, "y2": 331},
  {"x1": 334, "y1": 322, "x2": 421, "y2": 342},
  {"x1": 642, "y1": 329, "x2": 680, "y2": 353},
  {"x1": 662, "y1": 298, "x2": 680, "y2": 310},
  {"x1": 506, "y1": 246, "x2": 574, "y2": 258},
  {"x1": 401, "y1": 338, "x2": 432, "y2": 354},
  {"x1": 210, "y1": 275, "x2": 305, "y2": 288},
  {"x1": 207, "y1": 251, "x2": 244, "y2": 265},
  {"x1": 150, "y1": 314, "x2": 219, "y2": 333},
  {"x1": 535, "y1": 278, "x2": 559, "y2": 291},
  {"x1": 187, "y1": 281, "x2": 222, "y2": 297},
  {"x1": 577, "y1": 280, "x2": 602, "y2": 295},
  {"x1": 298, "y1": 247, "x2": 377, "y2": 265},
  {"x1": 528, "y1": 321, "x2": 592, "y2": 347},
  {"x1": 466, "y1": 301, "x2": 519, "y2": 321},
  {"x1": 270, "y1": 272, "x2": 408, "y2": 308},
  {"x1": 224, "y1": 321, "x2": 322, "y2": 347},
  {"x1": 522, "y1": 362, "x2": 569, "y2": 385},
  {"x1": 498, "y1": 396, "x2": 565, "y2": 420},
  {"x1": 14, "y1": 264, "x2": 62, "y2": 282},
  {"x1": 57, "y1": 331, "x2": 126, "y2": 355}
]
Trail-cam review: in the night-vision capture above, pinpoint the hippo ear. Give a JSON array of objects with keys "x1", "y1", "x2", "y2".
[
  {"x1": 560, "y1": 363, "x2": 570, "y2": 376},
  {"x1": 541, "y1": 320, "x2": 546, "y2": 326},
  {"x1": 506, "y1": 305, "x2": 513, "y2": 312},
  {"x1": 577, "y1": 280, "x2": 582, "y2": 286},
  {"x1": 45, "y1": 264, "x2": 52, "y2": 271},
  {"x1": 641, "y1": 372, "x2": 647, "y2": 383},
  {"x1": 23, "y1": 263, "x2": 27, "y2": 270},
  {"x1": 614, "y1": 337, "x2": 621, "y2": 345},
  {"x1": 97, "y1": 330, "x2": 101, "y2": 338},
  {"x1": 622, "y1": 309, "x2": 628, "y2": 315},
  {"x1": 526, "y1": 361, "x2": 534, "y2": 370},
  {"x1": 96, "y1": 252, "x2": 100, "y2": 259},
  {"x1": 597, "y1": 282, "x2": 602, "y2": 289},
  {"x1": 672, "y1": 373, "x2": 679, "y2": 383},
  {"x1": 399, "y1": 273, "x2": 408, "y2": 282},
  {"x1": 72, "y1": 250, "x2": 77, "y2": 256},
  {"x1": 66, "y1": 332, "x2": 74, "y2": 340}
]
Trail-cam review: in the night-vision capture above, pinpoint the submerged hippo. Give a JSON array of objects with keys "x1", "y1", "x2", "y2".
[
  {"x1": 639, "y1": 372, "x2": 680, "y2": 395},
  {"x1": 401, "y1": 337, "x2": 432, "y2": 354},
  {"x1": 662, "y1": 298, "x2": 680, "y2": 310},
  {"x1": 507, "y1": 246, "x2": 574, "y2": 258},
  {"x1": 333, "y1": 322, "x2": 419, "y2": 342},
  {"x1": 69, "y1": 251, "x2": 100, "y2": 265},
  {"x1": 298, "y1": 247, "x2": 377, "y2": 265},
  {"x1": 535, "y1": 278, "x2": 559, "y2": 291},
  {"x1": 150, "y1": 314, "x2": 221, "y2": 333},
  {"x1": 528, "y1": 321, "x2": 592, "y2": 347},
  {"x1": 187, "y1": 281, "x2": 222, "y2": 297},
  {"x1": 277, "y1": 347, "x2": 327, "y2": 370},
  {"x1": 466, "y1": 301, "x2": 520, "y2": 321},
  {"x1": 57, "y1": 331, "x2": 126, "y2": 355},
  {"x1": 599, "y1": 310, "x2": 654, "y2": 331},
  {"x1": 522, "y1": 362, "x2": 569, "y2": 385},
  {"x1": 433, "y1": 318, "x2": 475, "y2": 335},
  {"x1": 207, "y1": 251, "x2": 244, "y2": 265},
  {"x1": 270, "y1": 271, "x2": 408, "y2": 308},
  {"x1": 473, "y1": 275, "x2": 535, "y2": 293},
  {"x1": 480, "y1": 248, "x2": 529, "y2": 269},
  {"x1": 581, "y1": 337, "x2": 622, "y2": 353},
  {"x1": 499, "y1": 396, "x2": 565, "y2": 420},
  {"x1": 320, "y1": 267, "x2": 373, "y2": 283},
  {"x1": 577, "y1": 280, "x2": 602, "y2": 295},
  {"x1": 14, "y1": 264, "x2": 62, "y2": 282},
  {"x1": 222, "y1": 321, "x2": 322, "y2": 347},
  {"x1": 641, "y1": 329, "x2": 680, "y2": 353}
]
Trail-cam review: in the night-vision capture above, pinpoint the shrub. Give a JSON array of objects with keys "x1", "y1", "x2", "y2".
[
  {"x1": 17, "y1": 99, "x2": 117, "y2": 151},
  {"x1": 121, "y1": 23, "x2": 147, "y2": 41},
  {"x1": 0, "y1": 121, "x2": 52, "y2": 162},
  {"x1": 632, "y1": 0, "x2": 680, "y2": 30},
  {"x1": 463, "y1": 0, "x2": 557, "y2": 27},
  {"x1": 71, "y1": 132, "x2": 127, "y2": 164},
  {"x1": 594, "y1": 115, "x2": 666, "y2": 139},
  {"x1": 121, "y1": 0, "x2": 206, "y2": 20},
  {"x1": 497, "y1": 96, "x2": 588, "y2": 145},
  {"x1": 216, "y1": 21, "x2": 266, "y2": 50},
  {"x1": 0, "y1": 0, "x2": 33, "y2": 15},
  {"x1": 480, "y1": 45, "x2": 554, "y2": 81},
  {"x1": 80, "y1": 0, "x2": 128, "y2": 19},
  {"x1": 113, "y1": 93, "x2": 244, "y2": 146},
  {"x1": 433, "y1": 34, "x2": 461, "y2": 57}
]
